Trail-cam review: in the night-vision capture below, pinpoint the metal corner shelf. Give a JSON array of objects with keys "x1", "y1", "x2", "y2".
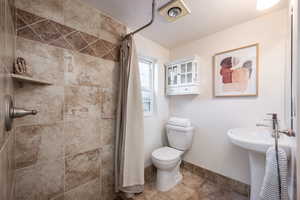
[{"x1": 11, "y1": 74, "x2": 53, "y2": 85}]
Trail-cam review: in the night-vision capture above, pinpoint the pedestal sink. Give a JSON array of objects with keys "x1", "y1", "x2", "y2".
[{"x1": 227, "y1": 128, "x2": 294, "y2": 200}]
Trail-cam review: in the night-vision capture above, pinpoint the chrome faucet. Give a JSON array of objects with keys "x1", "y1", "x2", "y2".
[{"x1": 256, "y1": 113, "x2": 295, "y2": 138}]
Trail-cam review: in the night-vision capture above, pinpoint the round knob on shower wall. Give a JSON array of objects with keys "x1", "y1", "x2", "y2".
[{"x1": 4, "y1": 95, "x2": 38, "y2": 131}]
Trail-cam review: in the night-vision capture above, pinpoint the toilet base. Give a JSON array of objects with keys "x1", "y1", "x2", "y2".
[{"x1": 155, "y1": 161, "x2": 182, "y2": 192}]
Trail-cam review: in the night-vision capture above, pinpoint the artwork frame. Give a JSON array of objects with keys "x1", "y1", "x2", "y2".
[{"x1": 213, "y1": 43, "x2": 259, "y2": 97}]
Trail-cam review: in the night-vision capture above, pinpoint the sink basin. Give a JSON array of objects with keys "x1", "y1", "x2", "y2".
[
  {"x1": 227, "y1": 128, "x2": 294, "y2": 200},
  {"x1": 227, "y1": 128, "x2": 293, "y2": 157}
]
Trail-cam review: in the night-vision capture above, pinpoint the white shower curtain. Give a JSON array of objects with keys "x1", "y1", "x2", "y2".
[{"x1": 115, "y1": 35, "x2": 145, "y2": 196}]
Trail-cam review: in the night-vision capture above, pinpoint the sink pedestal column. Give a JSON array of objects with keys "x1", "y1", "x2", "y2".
[{"x1": 248, "y1": 151, "x2": 266, "y2": 200}]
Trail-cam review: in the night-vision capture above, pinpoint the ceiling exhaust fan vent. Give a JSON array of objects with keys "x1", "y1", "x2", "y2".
[{"x1": 159, "y1": 0, "x2": 191, "y2": 22}]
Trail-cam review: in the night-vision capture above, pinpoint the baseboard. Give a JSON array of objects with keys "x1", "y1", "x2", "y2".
[{"x1": 182, "y1": 161, "x2": 250, "y2": 197}]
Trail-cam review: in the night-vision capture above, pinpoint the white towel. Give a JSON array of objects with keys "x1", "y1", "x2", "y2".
[
  {"x1": 260, "y1": 147, "x2": 289, "y2": 200},
  {"x1": 168, "y1": 117, "x2": 191, "y2": 127}
]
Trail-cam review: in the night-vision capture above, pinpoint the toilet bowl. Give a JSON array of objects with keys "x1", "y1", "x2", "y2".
[
  {"x1": 151, "y1": 118, "x2": 194, "y2": 192},
  {"x1": 152, "y1": 147, "x2": 184, "y2": 191}
]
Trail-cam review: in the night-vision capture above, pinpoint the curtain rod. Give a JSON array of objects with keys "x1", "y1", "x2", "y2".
[{"x1": 123, "y1": 0, "x2": 156, "y2": 40}]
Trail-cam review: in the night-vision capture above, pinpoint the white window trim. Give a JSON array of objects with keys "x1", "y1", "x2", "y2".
[{"x1": 138, "y1": 55, "x2": 156, "y2": 117}]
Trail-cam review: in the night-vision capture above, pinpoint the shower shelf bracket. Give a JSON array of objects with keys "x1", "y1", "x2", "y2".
[{"x1": 11, "y1": 74, "x2": 53, "y2": 85}]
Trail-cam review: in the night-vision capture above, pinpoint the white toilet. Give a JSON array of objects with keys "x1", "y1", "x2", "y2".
[{"x1": 151, "y1": 118, "x2": 194, "y2": 192}]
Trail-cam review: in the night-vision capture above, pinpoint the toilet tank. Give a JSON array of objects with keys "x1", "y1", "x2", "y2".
[{"x1": 166, "y1": 124, "x2": 194, "y2": 151}]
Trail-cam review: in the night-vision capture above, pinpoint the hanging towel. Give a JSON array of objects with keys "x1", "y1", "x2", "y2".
[
  {"x1": 260, "y1": 147, "x2": 289, "y2": 200},
  {"x1": 168, "y1": 117, "x2": 191, "y2": 127}
]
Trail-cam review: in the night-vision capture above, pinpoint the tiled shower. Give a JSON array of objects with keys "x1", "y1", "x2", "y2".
[
  {"x1": 0, "y1": 0, "x2": 126, "y2": 199},
  {"x1": 0, "y1": 0, "x2": 15, "y2": 199}
]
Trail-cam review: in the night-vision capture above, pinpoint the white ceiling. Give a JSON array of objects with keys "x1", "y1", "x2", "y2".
[{"x1": 84, "y1": 0, "x2": 288, "y2": 48}]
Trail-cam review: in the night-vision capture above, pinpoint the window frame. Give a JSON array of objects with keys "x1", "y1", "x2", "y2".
[{"x1": 138, "y1": 56, "x2": 155, "y2": 117}]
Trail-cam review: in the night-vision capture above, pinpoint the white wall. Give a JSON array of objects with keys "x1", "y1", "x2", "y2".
[
  {"x1": 134, "y1": 34, "x2": 171, "y2": 167},
  {"x1": 169, "y1": 9, "x2": 288, "y2": 184}
]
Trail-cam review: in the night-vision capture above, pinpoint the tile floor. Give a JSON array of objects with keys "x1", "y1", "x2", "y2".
[{"x1": 133, "y1": 169, "x2": 249, "y2": 200}]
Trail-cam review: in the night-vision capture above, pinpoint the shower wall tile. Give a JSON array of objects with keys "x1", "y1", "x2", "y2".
[
  {"x1": 16, "y1": 37, "x2": 65, "y2": 85},
  {"x1": 30, "y1": 19, "x2": 62, "y2": 42},
  {"x1": 14, "y1": 159, "x2": 64, "y2": 200},
  {"x1": 101, "y1": 119, "x2": 116, "y2": 146},
  {"x1": 64, "y1": 119, "x2": 101, "y2": 157},
  {"x1": 64, "y1": 50, "x2": 104, "y2": 87},
  {"x1": 14, "y1": 85, "x2": 64, "y2": 126},
  {"x1": 101, "y1": 145, "x2": 114, "y2": 175},
  {"x1": 89, "y1": 39, "x2": 113, "y2": 58},
  {"x1": 16, "y1": 36, "x2": 63, "y2": 59},
  {"x1": 64, "y1": 178, "x2": 101, "y2": 200},
  {"x1": 50, "y1": 36, "x2": 73, "y2": 50},
  {"x1": 102, "y1": 172, "x2": 116, "y2": 200},
  {"x1": 15, "y1": 0, "x2": 64, "y2": 24},
  {"x1": 65, "y1": 31, "x2": 88, "y2": 51},
  {"x1": 15, "y1": 123, "x2": 64, "y2": 169},
  {"x1": 14, "y1": 0, "x2": 125, "y2": 199},
  {"x1": 0, "y1": 141, "x2": 9, "y2": 200},
  {"x1": 101, "y1": 89, "x2": 117, "y2": 119},
  {"x1": 64, "y1": 86, "x2": 102, "y2": 121},
  {"x1": 1, "y1": 0, "x2": 15, "y2": 199},
  {"x1": 65, "y1": 148, "x2": 101, "y2": 191},
  {"x1": 7, "y1": 132, "x2": 15, "y2": 198},
  {"x1": 16, "y1": 9, "x2": 44, "y2": 27},
  {"x1": 99, "y1": 13, "x2": 127, "y2": 45},
  {"x1": 101, "y1": 145, "x2": 115, "y2": 200},
  {"x1": 15, "y1": 3, "x2": 125, "y2": 62},
  {"x1": 1, "y1": 134, "x2": 15, "y2": 200},
  {"x1": 63, "y1": 0, "x2": 102, "y2": 38},
  {"x1": 103, "y1": 46, "x2": 120, "y2": 62},
  {"x1": 64, "y1": 50, "x2": 119, "y2": 88},
  {"x1": 17, "y1": 26, "x2": 43, "y2": 42},
  {"x1": 51, "y1": 195, "x2": 64, "y2": 200}
]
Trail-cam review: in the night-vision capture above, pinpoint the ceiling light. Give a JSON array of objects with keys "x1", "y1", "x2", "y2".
[
  {"x1": 168, "y1": 7, "x2": 182, "y2": 18},
  {"x1": 256, "y1": 0, "x2": 280, "y2": 10}
]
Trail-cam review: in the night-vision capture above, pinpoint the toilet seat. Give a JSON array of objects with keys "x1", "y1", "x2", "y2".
[{"x1": 152, "y1": 147, "x2": 183, "y2": 162}]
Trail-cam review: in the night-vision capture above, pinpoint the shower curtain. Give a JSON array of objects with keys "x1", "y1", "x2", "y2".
[{"x1": 115, "y1": 35, "x2": 145, "y2": 196}]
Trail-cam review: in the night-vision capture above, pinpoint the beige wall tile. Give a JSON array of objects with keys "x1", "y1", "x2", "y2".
[
  {"x1": 0, "y1": 0, "x2": 15, "y2": 199},
  {"x1": 101, "y1": 172, "x2": 115, "y2": 200},
  {"x1": 14, "y1": 159, "x2": 64, "y2": 200},
  {"x1": 64, "y1": 119, "x2": 101, "y2": 157},
  {"x1": 100, "y1": 119, "x2": 115, "y2": 146},
  {"x1": 14, "y1": 85, "x2": 64, "y2": 125},
  {"x1": 64, "y1": 178, "x2": 101, "y2": 200},
  {"x1": 0, "y1": 66, "x2": 6, "y2": 148},
  {"x1": 16, "y1": 37, "x2": 64, "y2": 85},
  {"x1": 99, "y1": 13, "x2": 126, "y2": 44},
  {"x1": 64, "y1": 50, "x2": 118, "y2": 88},
  {"x1": 65, "y1": 148, "x2": 101, "y2": 191},
  {"x1": 15, "y1": 123, "x2": 64, "y2": 169},
  {"x1": 16, "y1": 37, "x2": 62, "y2": 59},
  {"x1": 0, "y1": 141, "x2": 9, "y2": 200},
  {"x1": 50, "y1": 194, "x2": 64, "y2": 200},
  {"x1": 15, "y1": 0, "x2": 64, "y2": 24},
  {"x1": 7, "y1": 133, "x2": 15, "y2": 199},
  {"x1": 101, "y1": 89, "x2": 117, "y2": 119},
  {"x1": 63, "y1": 0, "x2": 102, "y2": 38},
  {"x1": 101, "y1": 145, "x2": 113, "y2": 176},
  {"x1": 12, "y1": 1, "x2": 123, "y2": 199},
  {"x1": 64, "y1": 85, "x2": 101, "y2": 121}
]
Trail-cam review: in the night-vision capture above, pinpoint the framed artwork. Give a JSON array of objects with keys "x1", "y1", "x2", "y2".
[{"x1": 213, "y1": 44, "x2": 259, "y2": 97}]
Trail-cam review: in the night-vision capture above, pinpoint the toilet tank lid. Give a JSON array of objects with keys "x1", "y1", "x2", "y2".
[
  {"x1": 168, "y1": 117, "x2": 191, "y2": 127},
  {"x1": 166, "y1": 124, "x2": 194, "y2": 131}
]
